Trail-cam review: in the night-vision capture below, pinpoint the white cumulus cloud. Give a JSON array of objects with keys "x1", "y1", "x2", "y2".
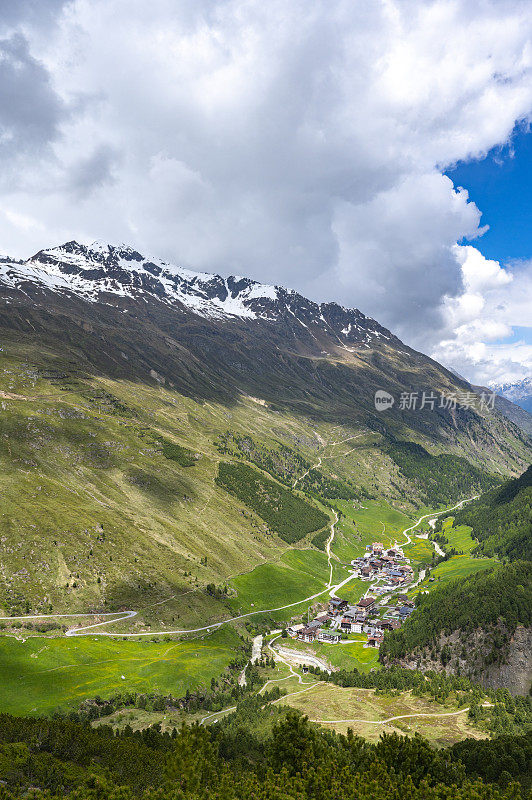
[{"x1": 0, "y1": 0, "x2": 531, "y2": 382}]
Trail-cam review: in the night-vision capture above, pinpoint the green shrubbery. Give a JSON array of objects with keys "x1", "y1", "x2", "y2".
[
  {"x1": 311, "y1": 528, "x2": 330, "y2": 550},
  {"x1": 453, "y1": 464, "x2": 532, "y2": 561},
  {"x1": 0, "y1": 707, "x2": 529, "y2": 798},
  {"x1": 216, "y1": 432, "x2": 368, "y2": 499},
  {"x1": 388, "y1": 441, "x2": 499, "y2": 506},
  {"x1": 216, "y1": 461, "x2": 329, "y2": 543}
]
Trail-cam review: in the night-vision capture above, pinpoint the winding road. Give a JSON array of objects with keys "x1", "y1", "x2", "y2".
[{"x1": 0, "y1": 453, "x2": 478, "y2": 641}]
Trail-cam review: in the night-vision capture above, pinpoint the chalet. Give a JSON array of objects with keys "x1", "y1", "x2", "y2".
[
  {"x1": 287, "y1": 623, "x2": 305, "y2": 636},
  {"x1": 318, "y1": 630, "x2": 341, "y2": 643},
  {"x1": 367, "y1": 634, "x2": 384, "y2": 648},
  {"x1": 298, "y1": 626, "x2": 318, "y2": 642},
  {"x1": 396, "y1": 594, "x2": 409, "y2": 604},
  {"x1": 342, "y1": 606, "x2": 359, "y2": 619},
  {"x1": 398, "y1": 605, "x2": 414, "y2": 619},
  {"x1": 372, "y1": 542, "x2": 384, "y2": 553},
  {"x1": 340, "y1": 616, "x2": 364, "y2": 634},
  {"x1": 357, "y1": 596, "x2": 376, "y2": 611},
  {"x1": 380, "y1": 619, "x2": 402, "y2": 631},
  {"x1": 387, "y1": 569, "x2": 405, "y2": 579},
  {"x1": 329, "y1": 597, "x2": 348, "y2": 613}
]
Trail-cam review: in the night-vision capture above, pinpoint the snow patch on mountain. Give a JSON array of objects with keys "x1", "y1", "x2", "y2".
[
  {"x1": 490, "y1": 377, "x2": 532, "y2": 414},
  {"x1": 0, "y1": 240, "x2": 394, "y2": 345}
]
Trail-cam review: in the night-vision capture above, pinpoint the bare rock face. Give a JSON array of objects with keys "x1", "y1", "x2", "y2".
[
  {"x1": 481, "y1": 626, "x2": 532, "y2": 696},
  {"x1": 383, "y1": 623, "x2": 532, "y2": 696}
]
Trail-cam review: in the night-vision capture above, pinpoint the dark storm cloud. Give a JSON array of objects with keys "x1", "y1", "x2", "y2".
[
  {"x1": 0, "y1": 33, "x2": 65, "y2": 153},
  {"x1": 68, "y1": 144, "x2": 120, "y2": 198},
  {"x1": 0, "y1": 0, "x2": 68, "y2": 29}
]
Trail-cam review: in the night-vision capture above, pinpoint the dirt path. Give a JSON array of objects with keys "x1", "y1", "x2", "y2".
[{"x1": 311, "y1": 701, "x2": 493, "y2": 726}]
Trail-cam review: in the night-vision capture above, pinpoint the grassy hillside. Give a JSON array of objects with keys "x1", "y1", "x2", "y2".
[
  {"x1": 452, "y1": 464, "x2": 532, "y2": 560},
  {"x1": 1, "y1": 336, "x2": 515, "y2": 624}
]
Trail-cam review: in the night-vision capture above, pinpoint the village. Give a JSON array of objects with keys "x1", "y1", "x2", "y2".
[{"x1": 286, "y1": 541, "x2": 415, "y2": 649}]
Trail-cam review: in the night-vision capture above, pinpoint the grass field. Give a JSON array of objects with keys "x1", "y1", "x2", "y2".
[
  {"x1": 333, "y1": 577, "x2": 369, "y2": 604},
  {"x1": 0, "y1": 628, "x2": 241, "y2": 716},
  {"x1": 275, "y1": 636, "x2": 381, "y2": 673},
  {"x1": 280, "y1": 683, "x2": 487, "y2": 746},
  {"x1": 403, "y1": 536, "x2": 435, "y2": 565},
  {"x1": 228, "y1": 548, "x2": 349, "y2": 618},
  {"x1": 415, "y1": 554, "x2": 497, "y2": 592},
  {"x1": 331, "y1": 500, "x2": 411, "y2": 560},
  {"x1": 441, "y1": 517, "x2": 477, "y2": 553}
]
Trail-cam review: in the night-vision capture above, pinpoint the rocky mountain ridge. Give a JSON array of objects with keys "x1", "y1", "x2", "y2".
[{"x1": 0, "y1": 240, "x2": 394, "y2": 350}]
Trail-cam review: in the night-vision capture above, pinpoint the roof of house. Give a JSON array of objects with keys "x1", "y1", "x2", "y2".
[
  {"x1": 399, "y1": 605, "x2": 413, "y2": 616},
  {"x1": 357, "y1": 597, "x2": 376, "y2": 607},
  {"x1": 299, "y1": 626, "x2": 318, "y2": 636},
  {"x1": 330, "y1": 597, "x2": 347, "y2": 607}
]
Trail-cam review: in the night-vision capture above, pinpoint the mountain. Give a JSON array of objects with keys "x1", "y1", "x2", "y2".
[
  {"x1": 0, "y1": 240, "x2": 396, "y2": 341},
  {"x1": 491, "y1": 378, "x2": 532, "y2": 415},
  {"x1": 380, "y1": 560, "x2": 532, "y2": 694},
  {"x1": 471, "y1": 385, "x2": 532, "y2": 438},
  {"x1": 453, "y1": 462, "x2": 532, "y2": 561},
  {"x1": 0, "y1": 240, "x2": 530, "y2": 622}
]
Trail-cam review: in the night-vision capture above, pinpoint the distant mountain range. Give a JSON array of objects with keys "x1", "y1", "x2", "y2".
[{"x1": 490, "y1": 377, "x2": 532, "y2": 415}]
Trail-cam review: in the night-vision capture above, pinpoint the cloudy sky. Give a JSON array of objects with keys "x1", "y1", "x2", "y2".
[{"x1": 1, "y1": 0, "x2": 531, "y2": 386}]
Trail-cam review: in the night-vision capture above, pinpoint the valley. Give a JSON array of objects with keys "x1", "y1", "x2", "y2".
[
  {"x1": 0, "y1": 241, "x2": 530, "y2": 751},
  {"x1": 0, "y1": 486, "x2": 497, "y2": 720}
]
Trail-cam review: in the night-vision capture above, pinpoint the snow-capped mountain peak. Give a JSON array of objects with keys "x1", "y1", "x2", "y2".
[
  {"x1": 490, "y1": 377, "x2": 532, "y2": 414},
  {"x1": 0, "y1": 240, "x2": 394, "y2": 347}
]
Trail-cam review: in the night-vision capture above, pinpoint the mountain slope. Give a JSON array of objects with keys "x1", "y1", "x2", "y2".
[
  {"x1": 472, "y1": 384, "x2": 532, "y2": 437},
  {"x1": 0, "y1": 240, "x2": 530, "y2": 621},
  {"x1": 379, "y1": 561, "x2": 532, "y2": 694},
  {"x1": 453, "y1": 463, "x2": 532, "y2": 560}
]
